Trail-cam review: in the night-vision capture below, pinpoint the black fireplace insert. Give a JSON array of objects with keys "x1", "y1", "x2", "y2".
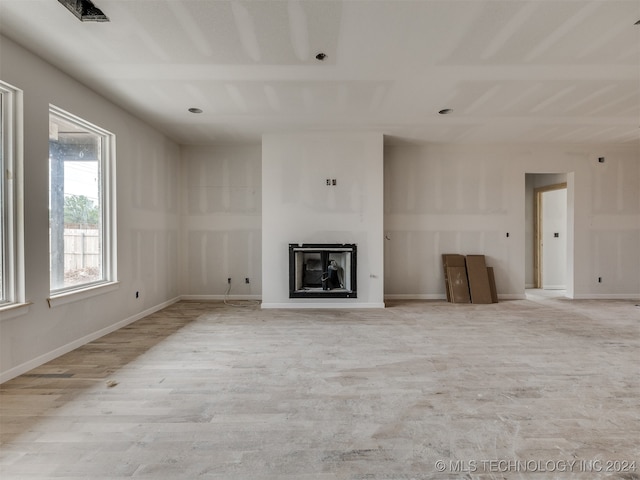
[{"x1": 289, "y1": 244, "x2": 357, "y2": 298}]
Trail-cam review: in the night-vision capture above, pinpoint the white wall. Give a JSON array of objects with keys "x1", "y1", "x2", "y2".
[
  {"x1": 384, "y1": 143, "x2": 640, "y2": 300},
  {"x1": 261, "y1": 133, "x2": 385, "y2": 308},
  {"x1": 0, "y1": 35, "x2": 182, "y2": 382},
  {"x1": 180, "y1": 145, "x2": 261, "y2": 299}
]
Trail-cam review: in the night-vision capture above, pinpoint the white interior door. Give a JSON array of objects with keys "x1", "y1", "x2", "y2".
[{"x1": 540, "y1": 188, "x2": 567, "y2": 290}]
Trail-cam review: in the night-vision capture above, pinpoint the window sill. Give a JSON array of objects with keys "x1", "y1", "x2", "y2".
[
  {"x1": 0, "y1": 302, "x2": 32, "y2": 321},
  {"x1": 47, "y1": 281, "x2": 120, "y2": 308}
]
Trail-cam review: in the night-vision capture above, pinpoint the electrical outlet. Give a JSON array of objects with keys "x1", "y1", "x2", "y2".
[
  {"x1": 135, "y1": 291, "x2": 139, "y2": 298},
  {"x1": 245, "y1": 277, "x2": 250, "y2": 284},
  {"x1": 598, "y1": 277, "x2": 602, "y2": 283},
  {"x1": 227, "y1": 277, "x2": 231, "y2": 284}
]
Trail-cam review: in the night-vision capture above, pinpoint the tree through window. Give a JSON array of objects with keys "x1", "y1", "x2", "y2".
[{"x1": 49, "y1": 106, "x2": 115, "y2": 293}]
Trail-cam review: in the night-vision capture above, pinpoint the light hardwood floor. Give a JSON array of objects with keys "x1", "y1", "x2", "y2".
[{"x1": 1, "y1": 298, "x2": 639, "y2": 479}]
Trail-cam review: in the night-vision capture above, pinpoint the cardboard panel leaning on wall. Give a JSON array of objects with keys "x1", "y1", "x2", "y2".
[{"x1": 465, "y1": 255, "x2": 494, "y2": 304}]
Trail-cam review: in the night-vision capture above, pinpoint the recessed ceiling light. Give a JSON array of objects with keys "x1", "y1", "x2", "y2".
[
  {"x1": 315, "y1": 53, "x2": 327, "y2": 61},
  {"x1": 188, "y1": 108, "x2": 203, "y2": 114},
  {"x1": 438, "y1": 108, "x2": 453, "y2": 115}
]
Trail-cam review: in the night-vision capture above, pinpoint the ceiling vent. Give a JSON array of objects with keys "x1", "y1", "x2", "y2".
[{"x1": 58, "y1": 0, "x2": 110, "y2": 22}]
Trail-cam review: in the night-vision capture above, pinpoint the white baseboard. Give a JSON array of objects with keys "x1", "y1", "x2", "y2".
[
  {"x1": 385, "y1": 294, "x2": 446, "y2": 300},
  {"x1": 261, "y1": 302, "x2": 385, "y2": 309},
  {"x1": 542, "y1": 285, "x2": 566, "y2": 290},
  {"x1": 499, "y1": 294, "x2": 527, "y2": 300},
  {"x1": 571, "y1": 294, "x2": 640, "y2": 300},
  {"x1": 180, "y1": 295, "x2": 262, "y2": 301},
  {"x1": 0, "y1": 296, "x2": 181, "y2": 384},
  {"x1": 385, "y1": 294, "x2": 527, "y2": 301}
]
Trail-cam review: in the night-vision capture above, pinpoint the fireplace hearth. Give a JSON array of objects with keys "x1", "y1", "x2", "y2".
[{"x1": 289, "y1": 244, "x2": 357, "y2": 298}]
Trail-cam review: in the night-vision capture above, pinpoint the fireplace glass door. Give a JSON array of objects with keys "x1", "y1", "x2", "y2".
[{"x1": 289, "y1": 244, "x2": 357, "y2": 298}]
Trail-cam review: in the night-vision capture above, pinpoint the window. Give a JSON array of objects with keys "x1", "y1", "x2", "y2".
[
  {"x1": 0, "y1": 80, "x2": 24, "y2": 308},
  {"x1": 49, "y1": 106, "x2": 116, "y2": 296}
]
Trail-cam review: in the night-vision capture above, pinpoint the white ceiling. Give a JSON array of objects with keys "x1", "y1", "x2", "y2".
[{"x1": 1, "y1": 0, "x2": 639, "y2": 145}]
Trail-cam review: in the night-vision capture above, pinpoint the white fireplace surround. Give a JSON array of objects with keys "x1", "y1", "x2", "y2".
[{"x1": 261, "y1": 132, "x2": 385, "y2": 309}]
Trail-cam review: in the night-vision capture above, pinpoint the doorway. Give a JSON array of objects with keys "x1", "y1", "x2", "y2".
[
  {"x1": 525, "y1": 173, "x2": 570, "y2": 298},
  {"x1": 534, "y1": 183, "x2": 567, "y2": 289}
]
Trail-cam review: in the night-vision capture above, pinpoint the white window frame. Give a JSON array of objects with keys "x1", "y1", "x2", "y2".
[
  {"x1": 48, "y1": 105, "x2": 117, "y2": 306},
  {"x1": 0, "y1": 80, "x2": 26, "y2": 317}
]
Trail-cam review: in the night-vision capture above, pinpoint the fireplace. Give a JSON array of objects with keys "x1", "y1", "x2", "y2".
[{"x1": 289, "y1": 244, "x2": 357, "y2": 298}]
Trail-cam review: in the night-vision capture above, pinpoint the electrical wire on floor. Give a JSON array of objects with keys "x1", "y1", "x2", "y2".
[{"x1": 223, "y1": 283, "x2": 260, "y2": 308}]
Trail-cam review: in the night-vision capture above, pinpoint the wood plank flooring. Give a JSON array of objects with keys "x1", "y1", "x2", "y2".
[{"x1": 1, "y1": 299, "x2": 639, "y2": 479}]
